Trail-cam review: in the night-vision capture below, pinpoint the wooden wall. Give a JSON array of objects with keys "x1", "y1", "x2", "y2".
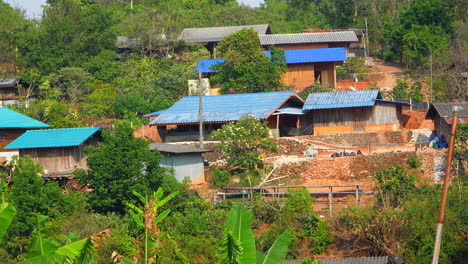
[
  {"x1": 281, "y1": 63, "x2": 314, "y2": 91},
  {"x1": 301, "y1": 102, "x2": 402, "y2": 135},
  {"x1": 0, "y1": 129, "x2": 25, "y2": 152}
]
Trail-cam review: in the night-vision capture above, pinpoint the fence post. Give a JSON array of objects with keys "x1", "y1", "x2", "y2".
[
  {"x1": 368, "y1": 143, "x2": 371, "y2": 155},
  {"x1": 328, "y1": 186, "x2": 333, "y2": 217},
  {"x1": 355, "y1": 185, "x2": 360, "y2": 208}
]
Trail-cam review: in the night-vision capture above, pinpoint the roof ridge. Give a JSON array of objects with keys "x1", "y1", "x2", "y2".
[{"x1": 184, "y1": 90, "x2": 294, "y2": 99}]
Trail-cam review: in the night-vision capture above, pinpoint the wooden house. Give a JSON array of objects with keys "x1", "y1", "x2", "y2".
[
  {"x1": 196, "y1": 48, "x2": 347, "y2": 91},
  {"x1": 0, "y1": 78, "x2": 33, "y2": 106},
  {"x1": 301, "y1": 90, "x2": 408, "y2": 135},
  {"x1": 3, "y1": 127, "x2": 101, "y2": 177},
  {"x1": 302, "y1": 29, "x2": 365, "y2": 57},
  {"x1": 0, "y1": 107, "x2": 50, "y2": 162},
  {"x1": 150, "y1": 143, "x2": 211, "y2": 184},
  {"x1": 426, "y1": 102, "x2": 468, "y2": 138},
  {"x1": 149, "y1": 91, "x2": 304, "y2": 142}
]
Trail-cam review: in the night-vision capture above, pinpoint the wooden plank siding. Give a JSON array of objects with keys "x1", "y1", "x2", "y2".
[
  {"x1": 0, "y1": 129, "x2": 26, "y2": 152},
  {"x1": 301, "y1": 102, "x2": 402, "y2": 135},
  {"x1": 281, "y1": 63, "x2": 314, "y2": 91}
]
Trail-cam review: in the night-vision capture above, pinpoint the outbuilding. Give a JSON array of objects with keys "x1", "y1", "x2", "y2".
[
  {"x1": 150, "y1": 143, "x2": 211, "y2": 184},
  {"x1": 426, "y1": 102, "x2": 468, "y2": 138},
  {"x1": 3, "y1": 127, "x2": 101, "y2": 178},
  {"x1": 301, "y1": 90, "x2": 408, "y2": 135}
]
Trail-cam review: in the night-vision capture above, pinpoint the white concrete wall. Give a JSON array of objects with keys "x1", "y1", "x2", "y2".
[
  {"x1": 160, "y1": 153, "x2": 205, "y2": 184},
  {"x1": 0, "y1": 151, "x2": 19, "y2": 163}
]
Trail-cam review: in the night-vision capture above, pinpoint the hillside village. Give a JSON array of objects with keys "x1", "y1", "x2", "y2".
[{"x1": 0, "y1": 0, "x2": 467, "y2": 263}]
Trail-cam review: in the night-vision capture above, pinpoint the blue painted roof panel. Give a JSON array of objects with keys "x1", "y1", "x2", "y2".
[
  {"x1": 196, "y1": 48, "x2": 346, "y2": 73},
  {"x1": 150, "y1": 91, "x2": 299, "y2": 125},
  {"x1": 264, "y1": 47, "x2": 347, "y2": 64},
  {"x1": 197, "y1": 59, "x2": 225, "y2": 73},
  {"x1": 304, "y1": 90, "x2": 380, "y2": 110},
  {"x1": 0, "y1": 107, "x2": 50, "y2": 128},
  {"x1": 146, "y1": 109, "x2": 167, "y2": 117},
  {"x1": 3, "y1": 127, "x2": 100, "y2": 149}
]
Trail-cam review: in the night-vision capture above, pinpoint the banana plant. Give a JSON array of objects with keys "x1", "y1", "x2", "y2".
[
  {"x1": 0, "y1": 180, "x2": 16, "y2": 241},
  {"x1": 125, "y1": 188, "x2": 179, "y2": 264},
  {"x1": 218, "y1": 204, "x2": 292, "y2": 264},
  {"x1": 19, "y1": 215, "x2": 96, "y2": 264}
]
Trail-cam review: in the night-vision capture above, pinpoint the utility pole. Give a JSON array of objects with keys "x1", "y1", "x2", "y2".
[
  {"x1": 198, "y1": 71, "x2": 204, "y2": 148},
  {"x1": 430, "y1": 54, "x2": 433, "y2": 104},
  {"x1": 365, "y1": 18, "x2": 369, "y2": 58},
  {"x1": 431, "y1": 106, "x2": 460, "y2": 264}
]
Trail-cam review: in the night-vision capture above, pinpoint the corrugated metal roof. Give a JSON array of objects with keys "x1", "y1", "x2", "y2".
[
  {"x1": 150, "y1": 91, "x2": 303, "y2": 125},
  {"x1": 145, "y1": 109, "x2": 167, "y2": 117},
  {"x1": 149, "y1": 143, "x2": 212, "y2": 154},
  {"x1": 426, "y1": 102, "x2": 468, "y2": 119},
  {"x1": 273, "y1": 107, "x2": 304, "y2": 115},
  {"x1": 177, "y1": 24, "x2": 270, "y2": 43},
  {"x1": 196, "y1": 48, "x2": 346, "y2": 73},
  {"x1": 303, "y1": 90, "x2": 381, "y2": 110},
  {"x1": 0, "y1": 107, "x2": 50, "y2": 128},
  {"x1": 0, "y1": 78, "x2": 20, "y2": 88},
  {"x1": 284, "y1": 256, "x2": 389, "y2": 264},
  {"x1": 3, "y1": 127, "x2": 100, "y2": 149},
  {"x1": 264, "y1": 47, "x2": 346, "y2": 64},
  {"x1": 259, "y1": 31, "x2": 358, "y2": 45},
  {"x1": 197, "y1": 59, "x2": 225, "y2": 73},
  {"x1": 444, "y1": 117, "x2": 468, "y2": 125}
]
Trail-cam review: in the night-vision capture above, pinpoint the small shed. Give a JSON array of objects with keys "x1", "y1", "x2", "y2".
[
  {"x1": 301, "y1": 90, "x2": 408, "y2": 135},
  {"x1": 149, "y1": 143, "x2": 211, "y2": 184},
  {"x1": 0, "y1": 78, "x2": 34, "y2": 106},
  {"x1": 3, "y1": 127, "x2": 101, "y2": 177},
  {"x1": 149, "y1": 91, "x2": 304, "y2": 141},
  {"x1": 426, "y1": 102, "x2": 468, "y2": 138},
  {"x1": 0, "y1": 107, "x2": 50, "y2": 162}
]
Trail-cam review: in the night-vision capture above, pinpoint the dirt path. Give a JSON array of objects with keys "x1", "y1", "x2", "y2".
[{"x1": 369, "y1": 58, "x2": 406, "y2": 89}]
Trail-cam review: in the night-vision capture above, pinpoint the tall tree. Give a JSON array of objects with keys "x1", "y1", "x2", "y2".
[
  {"x1": 79, "y1": 123, "x2": 180, "y2": 214},
  {"x1": 212, "y1": 28, "x2": 286, "y2": 94}
]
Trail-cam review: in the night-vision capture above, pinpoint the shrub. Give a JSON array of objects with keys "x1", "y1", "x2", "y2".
[
  {"x1": 210, "y1": 167, "x2": 231, "y2": 189},
  {"x1": 408, "y1": 153, "x2": 422, "y2": 168}
]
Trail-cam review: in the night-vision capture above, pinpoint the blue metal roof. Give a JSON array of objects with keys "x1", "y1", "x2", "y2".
[
  {"x1": 196, "y1": 59, "x2": 225, "y2": 73},
  {"x1": 264, "y1": 47, "x2": 347, "y2": 64},
  {"x1": 303, "y1": 90, "x2": 381, "y2": 110},
  {"x1": 150, "y1": 91, "x2": 302, "y2": 125},
  {"x1": 145, "y1": 109, "x2": 167, "y2": 117},
  {"x1": 0, "y1": 107, "x2": 50, "y2": 128},
  {"x1": 196, "y1": 48, "x2": 346, "y2": 73},
  {"x1": 3, "y1": 127, "x2": 100, "y2": 149}
]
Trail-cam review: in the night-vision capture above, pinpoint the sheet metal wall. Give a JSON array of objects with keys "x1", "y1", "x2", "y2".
[{"x1": 160, "y1": 153, "x2": 205, "y2": 184}]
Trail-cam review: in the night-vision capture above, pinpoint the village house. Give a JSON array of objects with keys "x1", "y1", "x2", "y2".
[
  {"x1": 150, "y1": 143, "x2": 211, "y2": 184},
  {"x1": 0, "y1": 78, "x2": 34, "y2": 106},
  {"x1": 426, "y1": 102, "x2": 468, "y2": 139},
  {"x1": 303, "y1": 29, "x2": 366, "y2": 57},
  {"x1": 196, "y1": 47, "x2": 347, "y2": 91},
  {"x1": 0, "y1": 107, "x2": 50, "y2": 162},
  {"x1": 301, "y1": 90, "x2": 408, "y2": 135},
  {"x1": 149, "y1": 91, "x2": 304, "y2": 142},
  {"x1": 3, "y1": 127, "x2": 101, "y2": 178}
]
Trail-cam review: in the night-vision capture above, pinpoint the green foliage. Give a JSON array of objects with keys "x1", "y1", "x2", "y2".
[
  {"x1": 298, "y1": 83, "x2": 337, "y2": 100},
  {"x1": 211, "y1": 167, "x2": 232, "y2": 189},
  {"x1": 374, "y1": 166, "x2": 417, "y2": 207},
  {"x1": 0, "y1": 181, "x2": 16, "y2": 241},
  {"x1": 212, "y1": 28, "x2": 286, "y2": 94},
  {"x1": 79, "y1": 122, "x2": 181, "y2": 214},
  {"x1": 213, "y1": 116, "x2": 278, "y2": 173},
  {"x1": 336, "y1": 57, "x2": 368, "y2": 80},
  {"x1": 81, "y1": 87, "x2": 117, "y2": 122},
  {"x1": 391, "y1": 79, "x2": 424, "y2": 101},
  {"x1": 218, "y1": 204, "x2": 292, "y2": 264},
  {"x1": 335, "y1": 182, "x2": 467, "y2": 263},
  {"x1": 19, "y1": 215, "x2": 95, "y2": 264},
  {"x1": 407, "y1": 153, "x2": 422, "y2": 168},
  {"x1": 17, "y1": 0, "x2": 117, "y2": 76},
  {"x1": 44, "y1": 67, "x2": 94, "y2": 103},
  {"x1": 383, "y1": 0, "x2": 455, "y2": 68}
]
